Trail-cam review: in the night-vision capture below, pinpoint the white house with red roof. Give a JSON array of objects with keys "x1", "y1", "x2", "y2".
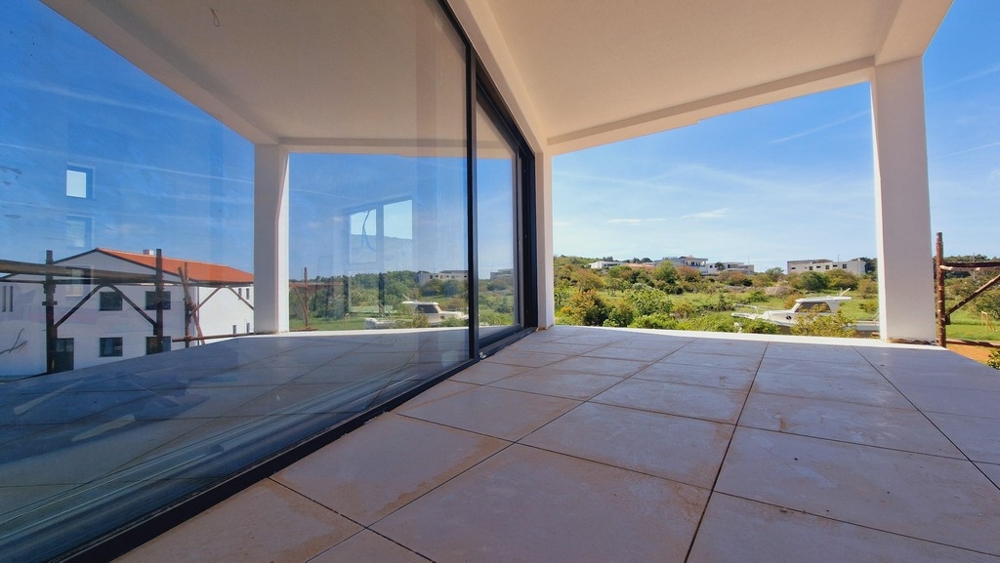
[{"x1": 0, "y1": 248, "x2": 253, "y2": 377}]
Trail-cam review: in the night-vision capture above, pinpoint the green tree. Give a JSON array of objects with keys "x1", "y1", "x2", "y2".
[
  {"x1": 825, "y1": 269, "x2": 859, "y2": 290},
  {"x1": 571, "y1": 268, "x2": 605, "y2": 292},
  {"x1": 676, "y1": 265, "x2": 702, "y2": 282},
  {"x1": 717, "y1": 270, "x2": 751, "y2": 286},
  {"x1": 625, "y1": 285, "x2": 673, "y2": 316},
  {"x1": 629, "y1": 313, "x2": 678, "y2": 329},
  {"x1": 652, "y1": 261, "x2": 678, "y2": 286},
  {"x1": 793, "y1": 271, "x2": 828, "y2": 292},
  {"x1": 791, "y1": 311, "x2": 857, "y2": 338},
  {"x1": 987, "y1": 350, "x2": 1000, "y2": 370},
  {"x1": 857, "y1": 277, "x2": 878, "y2": 298},
  {"x1": 561, "y1": 290, "x2": 609, "y2": 326},
  {"x1": 421, "y1": 278, "x2": 445, "y2": 296}
]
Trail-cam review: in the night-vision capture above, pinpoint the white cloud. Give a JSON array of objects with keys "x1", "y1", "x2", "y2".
[
  {"x1": 607, "y1": 218, "x2": 666, "y2": 225},
  {"x1": 680, "y1": 208, "x2": 729, "y2": 220},
  {"x1": 768, "y1": 111, "x2": 868, "y2": 144}
]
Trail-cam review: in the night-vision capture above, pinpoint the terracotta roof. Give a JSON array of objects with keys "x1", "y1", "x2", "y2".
[{"x1": 96, "y1": 249, "x2": 253, "y2": 284}]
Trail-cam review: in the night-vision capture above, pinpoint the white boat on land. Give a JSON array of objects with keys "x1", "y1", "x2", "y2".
[
  {"x1": 365, "y1": 301, "x2": 467, "y2": 329},
  {"x1": 732, "y1": 291, "x2": 879, "y2": 334}
]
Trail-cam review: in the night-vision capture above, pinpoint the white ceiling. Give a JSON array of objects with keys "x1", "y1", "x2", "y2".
[{"x1": 43, "y1": 0, "x2": 951, "y2": 155}]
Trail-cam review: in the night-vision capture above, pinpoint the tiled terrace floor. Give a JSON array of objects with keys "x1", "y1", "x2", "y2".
[{"x1": 118, "y1": 326, "x2": 1000, "y2": 562}]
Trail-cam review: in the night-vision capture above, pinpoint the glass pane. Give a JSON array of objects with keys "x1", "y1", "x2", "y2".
[
  {"x1": 1, "y1": 0, "x2": 470, "y2": 558},
  {"x1": 476, "y1": 104, "x2": 519, "y2": 339}
]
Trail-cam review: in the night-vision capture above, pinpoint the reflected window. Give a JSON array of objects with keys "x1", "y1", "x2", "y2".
[
  {"x1": 99, "y1": 337, "x2": 123, "y2": 357},
  {"x1": 66, "y1": 166, "x2": 93, "y2": 198},
  {"x1": 66, "y1": 216, "x2": 92, "y2": 248},
  {"x1": 145, "y1": 290, "x2": 171, "y2": 310},
  {"x1": 99, "y1": 291, "x2": 122, "y2": 311}
]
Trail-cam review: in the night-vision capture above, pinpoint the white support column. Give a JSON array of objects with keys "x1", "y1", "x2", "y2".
[
  {"x1": 871, "y1": 57, "x2": 935, "y2": 343},
  {"x1": 253, "y1": 144, "x2": 290, "y2": 334},
  {"x1": 535, "y1": 151, "x2": 555, "y2": 328}
]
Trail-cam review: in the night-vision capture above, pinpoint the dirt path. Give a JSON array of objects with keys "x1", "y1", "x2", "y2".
[{"x1": 947, "y1": 343, "x2": 998, "y2": 365}]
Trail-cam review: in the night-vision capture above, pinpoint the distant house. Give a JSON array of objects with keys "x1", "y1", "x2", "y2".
[
  {"x1": 0, "y1": 248, "x2": 253, "y2": 377},
  {"x1": 661, "y1": 256, "x2": 754, "y2": 275},
  {"x1": 417, "y1": 270, "x2": 469, "y2": 286},
  {"x1": 661, "y1": 256, "x2": 708, "y2": 270},
  {"x1": 706, "y1": 261, "x2": 755, "y2": 275},
  {"x1": 787, "y1": 258, "x2": 865, "y2": 276},
  {"x1": 587, "y1": 260, "x2": 621, "y2": 270}
]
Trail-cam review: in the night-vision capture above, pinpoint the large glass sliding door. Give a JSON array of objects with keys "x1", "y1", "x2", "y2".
[
  {"x1": 475, "y1": 101, "x2": 521, "y2": 343},
  {"x1": 1, "y1": 0, "x2": 535, "y2": 558}
]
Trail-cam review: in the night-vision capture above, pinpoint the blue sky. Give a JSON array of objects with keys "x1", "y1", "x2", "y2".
[
  {"x1": 2, "y1": 1, "x2": 996, "y2": 277},
  {"x1": 553, "y1": 0, "x2": 1000, "y2": 272}
]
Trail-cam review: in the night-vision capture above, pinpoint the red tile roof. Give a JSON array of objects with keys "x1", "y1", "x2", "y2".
[{"x1": 97, "y1": 249, "x2": 253, "y2": 284}]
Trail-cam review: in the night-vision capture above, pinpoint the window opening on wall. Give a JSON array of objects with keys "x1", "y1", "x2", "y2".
[
  {"x1": 99, "y1": 337, "x2": 123, "y2": 357},
  {"x1": 65, "y1": 215, "x2": 92, "y2": 249},
  {"x1": 145, "y1": 290, "x2": 171, "y2": 310},
  {"x1": 65, "y1": 267, "x2": 90, "y2": 297},
  {"x1": 146, "y1": 337, "x2": 171, "y2": 354},
  {"x1": 99, "y1": 291, "x2": 123, "y2": 311},
  {"x1": 65, "y1": 165, "x2": 93, "y2": 198}
]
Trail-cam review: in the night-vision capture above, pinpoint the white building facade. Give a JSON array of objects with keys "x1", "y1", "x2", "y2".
[
  {"x1": 0, "y1": 249, "x2": 253, "y2": 377},
  {"x1": 787, "y1": 259, "x2": 866, "y2": 276}
]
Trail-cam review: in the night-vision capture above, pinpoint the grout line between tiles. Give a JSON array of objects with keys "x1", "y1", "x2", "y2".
[
  {"x1": 857, "y1": 345, "x2": 994, "y2": 474},
  {"x1": 683, "y1": 340, "x2": 768, "y2": 563},
  {"x1": 712, "y1": 491, "x2": 1000, "y2": 558}
]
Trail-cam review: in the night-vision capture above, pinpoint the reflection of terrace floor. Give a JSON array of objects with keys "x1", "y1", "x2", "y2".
[
  {"x1": 116, "y1": 326, "x2": 1000, "y2": 562},
  {"x1": 0, "y1": 329, "x2": 469, "y2": 561}
]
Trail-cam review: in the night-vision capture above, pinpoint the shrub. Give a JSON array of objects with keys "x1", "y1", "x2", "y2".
[
  {"x1": 676, "y1": 314, "x2": 737, "y2": 333},
  {"x1": 735, "y1": 318, "x2": 781, "y2": 334},
  {"x1": 628, "y1": 313, "x2": 678, "y2": 330},
  {"x1": 791, "y1": 311, "x2": 857, "y2": 338},
  {"x1": 603, "y1": 303, "x2": 635, "y2": 328},
  {"x1": 561, "y1": 290, "x2": 609, "y2": 326},
  {"x1": 793, "y1": 271, "x2": 828, "y2": 292},
  {"x1": 987, "y1": 350, "x2": 1000, "y2": 370}
]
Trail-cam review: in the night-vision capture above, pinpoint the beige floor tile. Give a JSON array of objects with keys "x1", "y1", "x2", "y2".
[
  {"x1": 489, "y1": 368, "x2": 622, "y2": 400},
  {"x1": 543, "y1": 355, "x2": 650, "y2": 377},
  {"x1": 547, "y1": 329, "x2": 632, "y2": 346},
  {"x1": 612, "y1": 334, "x2": 692, "y2": 351},
  {"x1": 679, "y1": 338, "x2": 768, "y2": 357},
  {"x1": 858, "y1": 346, "x2": 980, "y2": 372},
  {"x1": 752, "y1": 369, "x2": 911, "y2": 408},
  {"x1": 398, "y1": 385, "x2": 580, "y2": 441},
  {"x1": 688, "y1": 493, "x2": 1000, "y2": 563},
  {"x1": 394, "y1": 380, "x2": 477, "y2": 410},
  {"x1": 633, "y1": 361, "x2": 755, "y2": 390},
  {"x1": 924, "y1": 411, "x2": 1000, "y2": 463},
  {"x1": 878, "y1": 365, "x2": 1000, "y2": 391},
  {"x1": 522, "y1": 402, "x2": 733, "y2": 488},
  {"x1": 740, "y1": 392, "x2": 963, "y2": 457},
  {"x1": 763, "y1": 342, "x2": 869, "y2": 364},
  {"x1": 716, "y1": 427, "x2": 1000, "y2": 554},
  {"x1": 274, "y1": 415, "x2": 508, "y2": 526},
  {"x1": 115, "y1": 480, "x2": 360, "y2": 563},
  {"x1": 485, "y1": 349, "x2": 570, "y2": 368},
  {"x1": 308, "y1": 530, "x2": 430, "y2": 563},
  {"x1": 506, "y1": 340, "x2": 601, "y2": 355},
  {"x1": 660, "y1": 350, "x2": 763, "y2": 371},
  {"x1": 581, "y1": 344, "x2": 673, "y2": 362},
  {"x1": 593, "y1": 378, "x2": 747, "y2": 423},
  {"x1": 977, "y1": 462, "x2": 1000, "y2": 489},
  {"x1": 757, "y1": 356, "x2": 886, "y2": 382},
  {"x1": 894, "y1": 383, "x2": 1000, "y2": 419},
  {"x1": 373, "y1": 445, "x2": 709, "y2": 563},
  {"x1": 448, "y1": 361, "x2": 532, "y2": 385}
]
